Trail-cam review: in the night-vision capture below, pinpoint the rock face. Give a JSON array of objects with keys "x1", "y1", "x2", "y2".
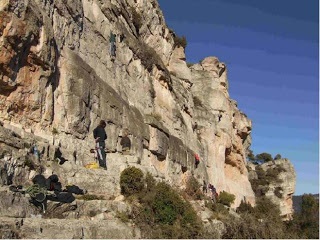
[
  {"x1": 0, "y1": 0, "x2": 255, "y2": 203},
  {"x1": 0, "y1": 0, "x2": 291, "y2": 237},
  {"x1": 247, "y1": 159, "x2": 296, "y2": 220}
]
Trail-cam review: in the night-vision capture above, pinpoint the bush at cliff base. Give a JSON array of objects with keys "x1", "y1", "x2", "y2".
[
  {"x1": 119, "y1": 167, "x2": 204, "y2": 238},
  {"x1": 120, "y1": 166, "x2": 144, "y2": 196},
  {"x1": 217, "y1": 191, "x2": 235, "y2": 207}
]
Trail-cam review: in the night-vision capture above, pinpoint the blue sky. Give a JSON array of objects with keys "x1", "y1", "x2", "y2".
[{"x1": 158, "y1": 0, "x2": 319, "y2": 195}]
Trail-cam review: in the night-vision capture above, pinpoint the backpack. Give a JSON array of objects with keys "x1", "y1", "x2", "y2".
[
  {"x1": 65, "y1": 185, "x2": 85, "y2": 195},
  {"x1": 46, "y1": 174, "x2": 62, "y2": 192},
  {"x1": 32, "y1": 174, "x2": 47, "y2": 188},
  {"x1": 47, "y1": 192, "x2": 75, "y2": 203}
]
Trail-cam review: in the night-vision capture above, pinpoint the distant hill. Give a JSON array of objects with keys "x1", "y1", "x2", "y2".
[{"x1": 293, "y1": 194, "x2": 319, "y2": 213}]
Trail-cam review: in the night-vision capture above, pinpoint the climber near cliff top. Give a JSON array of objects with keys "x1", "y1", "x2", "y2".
[
  {"x1": 109, "y1": 31, "x2": 116, "y2": 61},
  {"x1": 93, "y1": 120, "x2": 108, "y2": 170}
]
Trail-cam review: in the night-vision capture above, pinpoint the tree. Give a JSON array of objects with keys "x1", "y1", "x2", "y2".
[
  {"x1": 274, "y1": 154, "x2": 282, "y2": 160},
  {"x1": 287, "y1": 194, "x2": 319, "y2": 238},
  {"x1": 247, "y1": 149, "x2": 255, "y2": 161},
  {"x1": 254, "y1": 197, "x2": 282, "y2": 222},
  {"x1": 218, "y1": 191, "x2": 236, "y2": 207},
  {"x1": 255, "y1": 152, "x2": 273, "y2": 162},
  {"x1": 301, "y1": 194, "x2": 319, "y2": 220}
]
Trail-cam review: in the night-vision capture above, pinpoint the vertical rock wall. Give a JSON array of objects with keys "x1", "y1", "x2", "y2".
[{"x1": 0, "y1": 0, "x2": 258, "y2": 207}]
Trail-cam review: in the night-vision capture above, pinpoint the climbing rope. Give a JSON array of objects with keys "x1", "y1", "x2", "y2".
[
  {"x1": 25, "y1": 184, "x2": 51, "y2": 213},
  {"x1": 25, "y1": 184, "x2": 48, "y2": 202}
]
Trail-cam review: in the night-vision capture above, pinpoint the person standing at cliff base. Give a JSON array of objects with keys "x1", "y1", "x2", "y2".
[{"x1": 93, "y1": 120, "x2": 108, "y2": 170}]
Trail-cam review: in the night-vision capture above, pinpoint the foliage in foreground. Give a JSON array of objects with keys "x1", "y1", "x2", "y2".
[
  {"x1": 120, "y1": 167, "x2": 318, "y2": 239},
  {"x1": 218, "y1": 191, "x2": 236, "y2": 207},
  {"x1": 231, "y1": 196, "x2": 319, "y2": 239},
  {"x1": 120, "y1": 168, "x2": 204, "y2": 238},
  {"x1": 286, "y1": 194, "x2": 319, "y2": 239}
]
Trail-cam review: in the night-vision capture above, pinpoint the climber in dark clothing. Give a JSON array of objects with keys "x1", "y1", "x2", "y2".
[
  {"x1": 208, "y1": 183, "x2": 218, "y2": 203},
  {"x1": 120, "y1": 129, "x2": 131, "y2": 155},
  {"x1": 109, "y1": 31, "x2": 116, "y2": 60},
  {"x1": 93, "y1": 120, "x2": 107, "y2": 169},
  {"x1": 202, "y1": 180, "x2": 207, "y2": 193}
]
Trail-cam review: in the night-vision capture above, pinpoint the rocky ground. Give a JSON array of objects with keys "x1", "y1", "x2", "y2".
[{"x1": 0, "y1": 124, "x2": 225, "y2": 238}]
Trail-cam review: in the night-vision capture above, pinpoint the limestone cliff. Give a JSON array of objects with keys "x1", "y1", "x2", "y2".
[
  {"x1": 0, "y1": 0, "x2": 255, "y2": 204},
  {"x1": 247, "y1": 159, "x2": 296, "y2": 220},
  {"x1": 0, "y1": 0, "x2": 291, "y2": 237}
]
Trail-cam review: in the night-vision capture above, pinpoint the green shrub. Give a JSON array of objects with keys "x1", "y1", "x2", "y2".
[
  {"x1": 247, "y1": 149, "x2": 256, "y2": 161},
  {"x1": 222, "y1": 196, "x2": 288, "y2": 238},
  {"x1": 185, "y1": 175, "x2": 204, "y2": 200},
  {"x1": 173, "y1": 35, "x2": 187, "y2": 48},
  {"x1": 131, "y1": 174, "x2": 204, "y2": 238},
  {"x1": 236, "y1": 200, "x2": 254, "y2": 214},
  {"x1": 266, "y1": 167, "x2": 279, "y2": 179},
  {"x1": 152, "y1": 182, "x2": 185, "y2": 224},
  {"x1": 266, "y1": 166, "x2": 284, "y2": 184},
  {"x1": 205, "y1": 197, "x2": 231, "y2": 222},
  {"x1": 222, "y1": 213, "x2": 286, "y2": 239},
  {"x1": 78, "y1": 194, "x2": 104, "y2": 201},
  {"x1": 253, "y1": 196, "x2": 281, "y2": 221},
  {"x1": 144, "y1": 172, "x2": 156, "y2": 192},
  {"x1": 211, "y1": 203, "x2": 230, "y2": 220},
  {"x1": 255, "y1": 166, "x2": 267, "y2": 180},
  {"x1": 274, "y1": 153, "x2": 282, "y2": 160},
  {"x1": 120, "y1": 166, "x2": 144, "y2": 196},
  {"x1": 256, "y1": 152, "x2": 273, "y2": 162},
  {"x1": 255, "y1": 185, "x2": 270, "y2": 197},
  {"x1": 170, "y1": 28, "x2": 187, "y2": 48},
  {"x1": 218, "y1": 194, "x2": 318, "y2": 239},
  {"x1": 115, "y1": 211, "x2": 130, "y2": 223},
  {"x1": 218, "y1": 191, "x2": 235, "y2": 207},
  {"x1": 119, "y1": 168, "x2": 205, "y2": 238},
  {"x1": 250, "y1": 165, "x2": 285, "y2": 197},
  {"x1": 286, "y1": 194, "x2": 319, "y2": 239}
]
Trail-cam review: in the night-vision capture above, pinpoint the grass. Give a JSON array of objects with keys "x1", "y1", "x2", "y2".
[{"x1": 77, "y1": 194, "x2": 105, "y2": 201}]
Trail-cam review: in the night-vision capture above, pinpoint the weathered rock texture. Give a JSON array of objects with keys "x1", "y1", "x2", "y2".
[
  {"x1": 0, "y1": 0, "x2": 255, "y2": 203},
  {"x1": 0, "y1": 0, "x2": 295, "y2": 238},
  {"x1": 248, "y1": 159, "x2": 296, "y2": 220}
]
